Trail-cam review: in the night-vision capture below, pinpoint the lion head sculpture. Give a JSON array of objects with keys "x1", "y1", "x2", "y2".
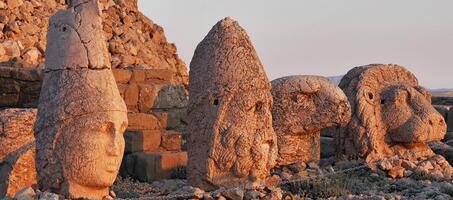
[{"x1": 337, "y1": 64, "x2": 447, "y2": 166}]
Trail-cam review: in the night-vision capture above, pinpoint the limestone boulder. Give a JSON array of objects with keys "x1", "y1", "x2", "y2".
[
  {"x1": 34, "y1": 1, "x2": 128, "y2": 199},
  {"x1": 0, "y1": 109, "x2": 37, "y2": 198},
  {"x1": 187, "y1": 17, "x2": 277, "y2": 190},
  {"x1": 0, "y1": 109, "x2": 36, "y2": 160},
  {"x1": 121, "y1": 152, "x2": 188, "y2": 182},
  {"x1": 271, "y1": 75, "x2": 351, "y2": 166},
  {"x1": 337, "y1": 64, "x2": 448, "y2": 174},
  {"x1": 0, "y1": 67, "x2": 43, "y2": 108}
]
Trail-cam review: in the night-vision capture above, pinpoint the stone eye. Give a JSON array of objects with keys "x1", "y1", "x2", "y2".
[
  {"x1": 255, "y1": 101, "x2": 264, "y2": 113},
  {"x1": 62, "y1": 26, "x2": 67, "y2": 32},
  {"x1": 291, "y1": 94, "x2": 305, "y2": 103},
  {"x1": 368, "y1": 92, "x2": 374, "y2": 100},
  {"x1": 381, "y1": 99, "x2": 385, "y2": 104},
  {"x1": 213, "y1": 99, "x2": 219, "y2": 106}
]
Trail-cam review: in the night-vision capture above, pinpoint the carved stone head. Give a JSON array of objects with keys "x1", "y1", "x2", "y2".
[
  {"x1": 271, "y1": 75, "x2": 351, "y2": 165},
  {"x1": 187, "y1": 17, "x2": 277, "y2": 190},
  {"x1": 35, "y1": 0, "x2": 128, "y2": 198},
  {"x1": 337, "y1": 64, "x2": 446, "y2": 164}
]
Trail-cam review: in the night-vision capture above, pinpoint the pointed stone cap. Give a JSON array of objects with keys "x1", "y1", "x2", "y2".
[
  {"x1": 189, "y1": 17, "x2": 270, "y2": 104},
  {"x1": 45, "y1": 0, "x2": 111, "y2": 70}
]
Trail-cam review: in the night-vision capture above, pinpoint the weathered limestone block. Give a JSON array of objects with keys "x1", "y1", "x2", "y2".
[
  {"x1": 127, "y1": 113, "x2": 166, "y2": 130},
  {"x1": 320, "y1": 137, "x2": 335, "y2": 158},
  {"x1": 153, "y1": 84, "x2": 189, "y2": 109},
  {"x1": 34, "y1": 1, "x2": 128, "y2": 199},
  {"x1": 161, "y1": 131, "x2": 182, "y2": 151},
  {"x1": 271, "y1": 75, "x2": 351, "y2": 166},
  {"x1": 187, "y1": 17, "x2": 277, "y2": 190},
  {"x1": 0, "y1": 109, "x2": 36, "y2": 160},
  {"x1": 124, "y1": 130, "x2": 162, "y2": 154},
  {"x1": 337, "y1": 64, "x2": 449, "y2": 174},
  {"x1": 121, "y1": 152, "x2": 188, "y2": 182},
  {"x1": 0, "y1": 109, "x2": 37, "y2": 198},
  {"x1": 0, "y1": 67, "x2": 43, "y2": 108}
]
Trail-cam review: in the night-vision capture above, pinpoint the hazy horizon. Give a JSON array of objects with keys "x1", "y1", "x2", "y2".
[{"x1": 138, "y1": 0, "x2": 452, "y2": 89}]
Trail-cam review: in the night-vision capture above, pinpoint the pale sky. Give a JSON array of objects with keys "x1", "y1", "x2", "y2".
[{"x1": 138, "y1": 0, "x2": 453, "y2": 89}]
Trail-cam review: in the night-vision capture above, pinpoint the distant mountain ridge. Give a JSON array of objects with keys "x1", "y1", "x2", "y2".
[{"x1": 327, "y1": 76, "x2": 343, "y2": 85}]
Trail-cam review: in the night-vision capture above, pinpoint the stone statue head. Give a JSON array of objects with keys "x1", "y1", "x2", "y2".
[
  {"x1": 337, "y1": 64, "x2": 446, "y2": 164},
  {"x1": 35, "y1": 0, "x2": 128, "y2": 198},
  {"x1": 59, "y1": 111, "x2": 127, "y2": 193},
  {"x1": 271, "y1": 75, "x2": 351, "y2": 165},
  {"x1": 272, "y1": 75, "x2": 351, "y2": 135},
  {"x1": 187, "y1": 17, "x2": 277, "y2": 190}
]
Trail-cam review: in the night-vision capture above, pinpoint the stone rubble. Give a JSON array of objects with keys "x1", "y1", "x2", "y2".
[
  {"x1": 0, "y1": 108, "x2": 37, "y2": 197},
  {"x1": 0, "y1": 0, "x2": 188, "y2": 84}
]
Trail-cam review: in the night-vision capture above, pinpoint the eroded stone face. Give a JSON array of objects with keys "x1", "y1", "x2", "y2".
[
  {"x1": 337, "y1": 64, "x2": 447, "y2": 170},
  {"x1": 187, "y1": 17, "x2": 277, "y2": 190},
  {"x1": 271, "y1": 75, "x2": 351, "y2": 166},
  {"x1": 34, "y1": 1, "x2": 128, "y2": 199}
]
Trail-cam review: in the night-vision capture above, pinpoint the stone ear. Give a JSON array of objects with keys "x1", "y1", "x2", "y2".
[{"x1": 414, "y1": 86, "x2": 432, "y2": 103}]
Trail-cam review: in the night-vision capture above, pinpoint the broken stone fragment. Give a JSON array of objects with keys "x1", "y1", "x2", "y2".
[
  {"x1": 0, "y1": 109, "x2": 37, "y2": 198},
  {"x1": 271, "y1": 75, "x2": 351, "y2": 166},
  {"x1": 187, "y1": 17, "x2": 277, "y2": 191},
  {"x1": 34, "y1": 1, "x2": 128, "y2": 199}
]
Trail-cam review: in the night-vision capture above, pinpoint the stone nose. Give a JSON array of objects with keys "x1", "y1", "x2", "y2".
[
  {"x1": 337, "y1": 100, "x2": 351, "y2": 125},
  {"x1": 426, "y1": 112, "x2": 447, "y2": 141},
  {"x1": 107, "y1": 130, "x2": 122, "y2": 157}
]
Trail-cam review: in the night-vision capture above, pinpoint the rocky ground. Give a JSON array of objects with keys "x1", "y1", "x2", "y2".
[
  {"x1": 107, "y1": 160, "x2": 453, "y2": 200},
  {"x1": 9, "y1": 159, "x2": 453, "y2": 199}
]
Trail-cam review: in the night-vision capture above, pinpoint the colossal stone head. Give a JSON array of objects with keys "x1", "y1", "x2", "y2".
[
  {"x1": 271, "y1": 75, "x2": 351, "y2": 165},
  {"x1": 34, "y1": 0, "x2": 128, "y2": 198},
  {"x1": 187, "y1": 17, "x2": 277, "y2": 190},
  {"x1": 337, "y1": 64, "x2": 446, "y2": 165}
]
